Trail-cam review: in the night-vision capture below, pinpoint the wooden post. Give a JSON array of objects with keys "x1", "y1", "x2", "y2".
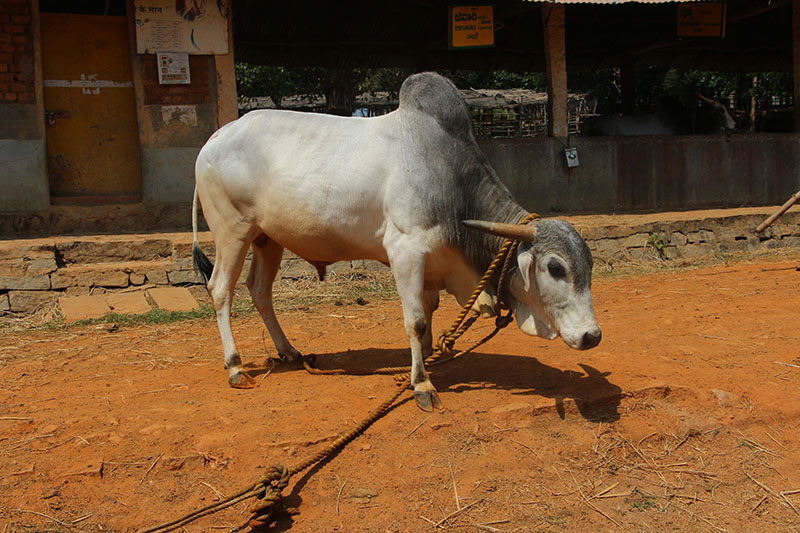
[
  {"x1": 756, "y1": 189, "x2": 800, "y2": 233},
  {"x1": 214, "y1": 3, "x2": 238, "y2": 127},
  {"x1": 542, "y1": 3, "x2": 568, "y2": 138},
  {"x1": 794, "y1": 0, "x2": 800, "y2": 131}
]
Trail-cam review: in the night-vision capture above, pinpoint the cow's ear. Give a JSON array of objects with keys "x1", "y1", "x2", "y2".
[{"x1": 517, "y1": 243, "x2": 535, "y2": 291}]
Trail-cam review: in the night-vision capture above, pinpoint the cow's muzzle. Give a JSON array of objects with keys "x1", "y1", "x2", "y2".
[{"x1": 579, "y1": 328, "x2": 602, "y2": 350}]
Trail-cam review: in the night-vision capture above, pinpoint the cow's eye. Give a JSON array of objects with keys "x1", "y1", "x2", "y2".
[{"x1": 547, "y1": 259, "x2": 567, "y2": 279}]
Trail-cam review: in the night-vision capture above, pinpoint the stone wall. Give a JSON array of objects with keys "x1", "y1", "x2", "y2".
[
  {"x1": 578, "y1": 210, "x2": 800, "y2": 264},
  {"x1": 0, "y1": 237, "x2": 185, "y2": 314},
  {"x1": 1, "y1": 209, "x2": 798, "y2": 316}
]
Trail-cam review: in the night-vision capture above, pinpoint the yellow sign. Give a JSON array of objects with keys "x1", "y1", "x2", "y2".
[
  {"x1": 677, "y1": 2, "x2": 726, "y2": 38},
  {"x1": 449, "y1": 5, "x2": 495, "y2": 49}
]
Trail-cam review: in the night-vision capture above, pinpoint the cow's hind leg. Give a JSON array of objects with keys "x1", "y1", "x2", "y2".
[
  {"x1": 247, "y1": 236, "x2": 302, "y2": 364},
  {"x1": 207, "y1": 232, "x2": 255, "y2": 388}
]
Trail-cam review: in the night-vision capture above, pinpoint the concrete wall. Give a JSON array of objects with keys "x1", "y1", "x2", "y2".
[
  {"x1": 0, "y1": 137, "x2": 48, "y2": 211},
  {"x1": 0, "y1": 104, "x2": 48, "y2": 212},
  {"x1": 128, "y1": 42, "x2": 219, "y2": 204},
  {"x1": 480, "y1": 134, "x2": 800, "y2": 215}
]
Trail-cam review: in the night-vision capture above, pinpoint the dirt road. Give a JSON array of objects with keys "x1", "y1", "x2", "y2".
[{"x1": 1, "y1": 254, "x2": 799, "y2": 532}]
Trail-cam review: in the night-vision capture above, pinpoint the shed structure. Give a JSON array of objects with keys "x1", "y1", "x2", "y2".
[{"x1": 0, "y1": 0, "x2": 798, "y2": 236}]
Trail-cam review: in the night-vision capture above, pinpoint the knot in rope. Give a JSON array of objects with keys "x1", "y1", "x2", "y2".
[
  {"x1": 435, "y1": 331, "x2": 456, "y2": 359},
  {"x1": 246, "y1": 464, "x2": 291, "y2": 528}
]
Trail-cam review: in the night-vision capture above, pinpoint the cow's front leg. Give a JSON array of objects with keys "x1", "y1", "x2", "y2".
[
  {"x1": 388, "y1": 246, "x2": 444, "y2": 412},
  {"x1": 422, "y1": 289, "x2": 440, "y2": 360}
]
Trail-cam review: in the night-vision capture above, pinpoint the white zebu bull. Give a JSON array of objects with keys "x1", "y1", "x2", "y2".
[{"x1": 192, "y1": 72, "x2": 601, "y2": 411}]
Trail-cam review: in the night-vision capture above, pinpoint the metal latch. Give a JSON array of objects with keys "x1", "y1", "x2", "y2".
[{"x1": 45, "y1": 110, "x2": 71, "y2": 126}]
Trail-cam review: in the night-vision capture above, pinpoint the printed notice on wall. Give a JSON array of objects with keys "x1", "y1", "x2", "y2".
[
  {"x1": 157, "y1": 52, "x2": 190, "y2": 84},
  {"x1": 134, "y1": 0, "x2": 229, "y2": 54},
  {"x1": 449, "y1": 5, "x2": 495, "y2": 49},
  {"x1": 677, "y1": 2, "x2": 726, "y2": 38}
]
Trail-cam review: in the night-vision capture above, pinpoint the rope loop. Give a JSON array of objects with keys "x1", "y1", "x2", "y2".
[{"x1": 246, "y1": 464, "x2": 291, "y2": 528}]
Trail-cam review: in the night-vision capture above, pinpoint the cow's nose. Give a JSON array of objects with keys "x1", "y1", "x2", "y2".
[{"x1": 581, "y1": 329, "x2": 602, "y2": 350}]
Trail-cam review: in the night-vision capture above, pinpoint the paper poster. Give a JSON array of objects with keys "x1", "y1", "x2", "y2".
[
  {"x1": 157, "y1": 52, "x2": 191, "y2": 84},
  {"x1": 134, "y1": 0, "x2": 229, "y2": 54}
]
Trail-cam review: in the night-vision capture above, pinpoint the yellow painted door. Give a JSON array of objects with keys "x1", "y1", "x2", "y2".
[{"x1": 41, "y1": 13, "x2": 141, "y2": 204}]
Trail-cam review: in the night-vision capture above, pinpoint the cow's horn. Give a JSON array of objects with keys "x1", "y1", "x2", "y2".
[
  {"x1": 695, "y1": 92, "x2": 714, "y2": 105},
  {"x1": 462, "y1": 219, "x2": 536, "y2": 241}
]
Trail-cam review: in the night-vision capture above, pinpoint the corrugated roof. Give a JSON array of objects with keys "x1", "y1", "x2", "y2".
[{"x1": 527, "y1": 0, "x2": 707, "y2": 3}]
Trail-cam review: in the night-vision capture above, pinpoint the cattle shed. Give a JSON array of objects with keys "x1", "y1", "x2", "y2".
[{"x1": 0, "y1": 0, "x2": 798, "y2": 237}]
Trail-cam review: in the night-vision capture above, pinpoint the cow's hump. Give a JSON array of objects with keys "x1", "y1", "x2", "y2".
[{"x1": 398, "y1": 72, "x2": 475, "y2": 143}]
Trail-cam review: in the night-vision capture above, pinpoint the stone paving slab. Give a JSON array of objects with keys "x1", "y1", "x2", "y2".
[
  {"x1": 59, "y1": 294, "x2": 112, "y2": 322},
  {"x1": 147, "y1": 287, "x2": 199, "y2": 312},
  {"x1": 106, "y1": 291, "x2": 152, "y2": 315}
]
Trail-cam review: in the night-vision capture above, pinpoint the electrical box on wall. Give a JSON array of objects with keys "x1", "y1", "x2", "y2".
[{"x1": 565, "y1": 147, "x2": 579, "y2": 168}]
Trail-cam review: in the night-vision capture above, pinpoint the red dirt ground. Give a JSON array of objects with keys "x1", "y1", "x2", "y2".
[{"x1": 1, "y1": 255, "x2": 800, "y2": 532}]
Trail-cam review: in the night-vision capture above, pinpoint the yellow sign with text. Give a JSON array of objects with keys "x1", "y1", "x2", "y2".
[
  {"x1": 449, "y1": 5, "x2": 494, "y2": 49},
  {"x1": 677, "y1": 2, "x2": 726, "y2": 38}
]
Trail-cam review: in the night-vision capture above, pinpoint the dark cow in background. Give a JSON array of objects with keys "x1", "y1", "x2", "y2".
[
  {"x1": 582, "y1": 93, "x2": 736, "y2": 136},
  {"x1": 192, "y1": 72, "x2": 602, "y2": 411}
]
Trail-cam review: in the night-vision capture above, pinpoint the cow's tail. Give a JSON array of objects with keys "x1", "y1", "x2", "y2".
[{"x1": 192, "y1": 185, "x2": 214, "y2": 284}]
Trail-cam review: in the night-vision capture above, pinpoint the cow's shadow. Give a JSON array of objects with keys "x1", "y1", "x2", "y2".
[
  {"x1": 247, "y1": 346, "x2": 622, "y2": 423},
  {"x1": 248, "y1": 347, "x2": 621, "y2": 532}
]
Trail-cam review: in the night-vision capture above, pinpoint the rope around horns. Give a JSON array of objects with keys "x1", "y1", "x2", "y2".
[{"x1": 140, "y1": 212, "x2": 540, "y2": 532}]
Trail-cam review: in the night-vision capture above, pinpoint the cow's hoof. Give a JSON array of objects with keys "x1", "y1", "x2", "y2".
[
  {"x1": 413, "y1": 389, "x2": 444, "y2": 412},
  {"x1": 229, "y1": 371, "x2": 257, "y2": 389},
  {"x1": 278, "y1": 348, "x2": 303, "y2": 365}
]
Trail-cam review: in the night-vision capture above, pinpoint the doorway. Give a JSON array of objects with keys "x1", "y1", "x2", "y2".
[{"x1": 40, "y1": 3, "x2": 142, "y2": 204}]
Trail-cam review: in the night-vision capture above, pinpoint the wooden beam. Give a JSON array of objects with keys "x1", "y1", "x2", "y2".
[
  {"x1": 542, "y1": 4, "x2": 568, "y2": 138},
  {"x1": 794, "y1": 0, "x2": 800, "y2": 131}
]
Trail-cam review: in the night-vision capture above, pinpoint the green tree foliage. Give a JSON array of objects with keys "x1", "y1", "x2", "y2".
[
  {"x1": 235, "y1": 65, "x2": 548, "y2": 103},
  {"x1": 568, "y1": 67, "x2": 794, "y2": 115},
  {"x1": 441, "y1": 70, "x2": 546, "y2": 90},
  {"x1": 359, "y1": 68, "x2": 409, "y2": 97},
  {"x1": 236, "y1": 64, "x2": 794, "y2": 129},
  {"x1": 235, "y1": 64, "x2": 326, "y2": 106}
]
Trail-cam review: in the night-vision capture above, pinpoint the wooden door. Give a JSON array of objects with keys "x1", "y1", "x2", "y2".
[{"x1": 41, "y1": 13, "x2": 142, "y2": 204}]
